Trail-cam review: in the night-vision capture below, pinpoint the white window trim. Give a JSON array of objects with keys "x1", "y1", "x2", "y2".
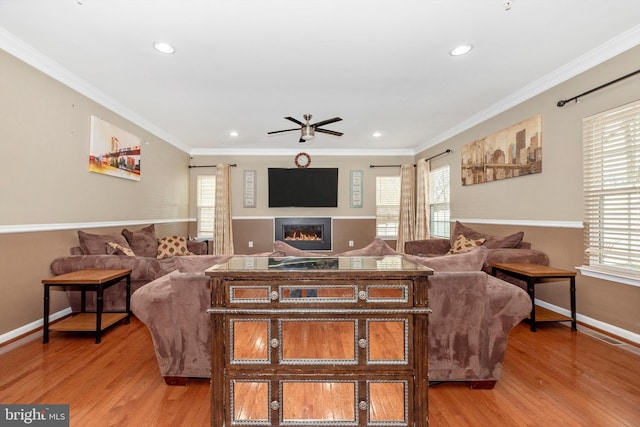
[{"x1": 577, "y1": 266, "x2": 640, "y2": 288}]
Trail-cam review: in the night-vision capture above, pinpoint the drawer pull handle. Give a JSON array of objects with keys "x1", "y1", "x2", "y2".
[
  {"x1": 358, "y1": 338, "x2": 367, "y2": 349},
  {"x1": 358, "y1": 291, "x2": 367, "y2": 300},
  {"x1": 270, "y1": 401, "x2": 280, "y2": 411},
  {"x1": 270, "y1": 291, "x2": 279, "y2": 301},
  {"x1": 270, "y1": 339, "x2": 279, "y2": 348},
  {"x1": 359, "y1": 401, "x2": 368, "y2": 411}
]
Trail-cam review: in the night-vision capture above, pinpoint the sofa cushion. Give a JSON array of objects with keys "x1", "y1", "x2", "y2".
[
  {"x1": 175, "y1": 255, "x2": 232, "y2": 272},
  {"x1": 451, "y1": 221, "x2": 524, "y2": 249},
  {"x1": 403, "y1": 246, "x2": 488, "y2": 271},
  {"x1": 122, "y1": 224, "x2": 157, "y2": 257},
  {"x1": 78, "y1": 230, "x2": 132, "y2": 255},
  {"x1": 447, "y1": 234, "x2": 485, "y2": 254},
  {"x1": 273, "y1": 240, "x2": 328, "y2": 257},
  {"x1": 336, "y1": 238, "x2": 399, "y2": 257},
  {"x1": 157, "y1": 236, "x2": 192, "y2": 259}
]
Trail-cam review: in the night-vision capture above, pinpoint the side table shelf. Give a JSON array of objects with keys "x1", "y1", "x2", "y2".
[{"x1": 43, "y1": 269, "x2": 132, "y2": 344}]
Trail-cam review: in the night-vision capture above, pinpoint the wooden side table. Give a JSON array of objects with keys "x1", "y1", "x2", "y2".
[
  {"x1": 491, "y1": 263, "x2": 576, "y2": 332},
  {"x1": 43, "y1": 269, "x2": 132, "y2": 344}
]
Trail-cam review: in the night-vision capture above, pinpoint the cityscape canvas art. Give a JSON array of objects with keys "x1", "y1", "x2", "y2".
[
  {"x1": 89, "y1": 115, "x2": 141, "y2": 181},
  {"x1": 461, "y1": 114, "x2": 542, "y2": 186}
]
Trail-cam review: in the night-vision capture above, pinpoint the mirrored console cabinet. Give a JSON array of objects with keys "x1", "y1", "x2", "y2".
[{"x1": 206, "y1": 256, "x2": 433, "y2": 426}]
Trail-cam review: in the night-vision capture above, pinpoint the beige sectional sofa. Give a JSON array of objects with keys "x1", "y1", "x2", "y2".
[{"x1": 131, "y1": 244, "x2": 532, "y2": 389}]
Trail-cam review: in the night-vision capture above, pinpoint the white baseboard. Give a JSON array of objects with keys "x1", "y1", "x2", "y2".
[
  {"x1": 0, "y1": 307, "x2": 72, "y2": 345},
  {"x1": 535, "y1": 299, "x2": 640, "y2": 345}
]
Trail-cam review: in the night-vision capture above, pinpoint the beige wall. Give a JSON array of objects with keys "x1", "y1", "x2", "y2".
[
  {"x1": 188, "y1": 154, "x2": 411, "y2": 253},
  {"x1": 418, "y1": 45, "x2": 640, "y2": 336},
  {"x1": 0, "y1": 50, "x2": 191, "y2": 336}
]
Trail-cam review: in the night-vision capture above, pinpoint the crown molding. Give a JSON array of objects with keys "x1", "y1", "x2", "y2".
[
  {"x1": 189, "y1": 147, "x2": 416, "y2": 157},
  {"x1": 0, "y1": 27, "x2": 191, "y2": 154},
  {"x1": 415, "y1": 24, "x2": 640, "y2": 153}
]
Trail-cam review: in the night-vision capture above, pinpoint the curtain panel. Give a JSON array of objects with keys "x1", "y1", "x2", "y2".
[
  {"x1": 397, "y1": 163, "x2": 415, "y2": 253},
  {"x1": 213, "y1": 163, "x2": 234, "y2": 255}
]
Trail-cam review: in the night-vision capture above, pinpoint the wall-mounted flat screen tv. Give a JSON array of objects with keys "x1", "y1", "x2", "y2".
[{"x1": 268, "y1": 168, "x2": 338, "y2": 207}]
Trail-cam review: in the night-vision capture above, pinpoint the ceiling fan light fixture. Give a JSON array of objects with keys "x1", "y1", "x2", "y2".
[{"x1": 301, "y1": 126, "x2": 315, "y2": 140}]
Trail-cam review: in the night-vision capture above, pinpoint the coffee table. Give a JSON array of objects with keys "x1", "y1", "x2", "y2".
[
  {"x1": 491, "y1": 263, "x2": 576, "y2": 332},
  {"x1": 43, "y1": 269, "x2": 132, "y2": 344}
]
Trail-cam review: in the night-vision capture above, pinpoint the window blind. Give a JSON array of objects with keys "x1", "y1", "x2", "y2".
[
  {"x1": 429, "y1": 165, "x2": 450, "y2": 238},
  {"x1": 376, "y1": 175, "x2": 401, "y2": 237},
  {"x1": 196, "y1": 175, "x2": 216, "y2": 239},
  {"x1": 583, "y1": 99, "x2": 640, "y2": 275}
]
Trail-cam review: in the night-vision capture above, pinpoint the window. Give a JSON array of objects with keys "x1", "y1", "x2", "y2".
[
  {"x1": 429, "y1": 165, "x2": 450, "y2": 238},
  {"x1": 196, "y1": 175, "x2": 215, "y2": 239},
  {"x1": 376, "y1": 175, "x2": 401, "y2": 238},
  {"x1": 583, "y1": 100, "x2": 640, "y2": 277}
]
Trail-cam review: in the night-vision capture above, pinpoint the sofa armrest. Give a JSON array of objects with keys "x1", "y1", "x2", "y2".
[
  {"x1": 187, "y1": 240, "x2": 208, "y2": 255},
  {"x1": 404, "y1": 239, "x2": 451, "y2": 256},
  {"x1": 50, "y1": 255, "x2": 176, "y2": 281}
]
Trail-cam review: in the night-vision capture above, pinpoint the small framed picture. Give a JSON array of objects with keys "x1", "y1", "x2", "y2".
[
  {"x1": 350, "y1": 170, "x2": 363, "y2": 208},
  {"x1": 243, "y1": 169, "x2": 257, "y2": 208}
]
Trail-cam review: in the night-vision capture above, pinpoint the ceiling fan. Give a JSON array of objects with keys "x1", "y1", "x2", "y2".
[{"x1": 267, "y1": 114, "x2": 343, "y2": 143}]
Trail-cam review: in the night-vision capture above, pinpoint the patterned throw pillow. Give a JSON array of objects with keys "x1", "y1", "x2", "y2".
[
  {"x1": 157, "y1": 236, "x2": 191, "y2": 259},
  {"x1": 107, "y1": 242, "x2": 136, "y2": 256},
  {"x1": 447, "y1": 234, "x2": 486, "y2": 254}
]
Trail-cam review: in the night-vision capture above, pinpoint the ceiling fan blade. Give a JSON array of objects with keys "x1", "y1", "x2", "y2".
[
  {"x1": 312, "y1": 117, "x2": 342, "y2": 127},
  {"x1": 267, "y1": 128, "x2": 300, "y2": 135},
  {"x1": 284, "y1": 116, "x2": 304, "y2": 126},
  {"x1": 315, "y1": 128, "x2": 344, "y2": 137}
]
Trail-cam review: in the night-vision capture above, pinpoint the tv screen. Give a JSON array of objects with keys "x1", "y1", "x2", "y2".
[{"x1": 268, "y1": 168, "x2": 338, "y2": 207}]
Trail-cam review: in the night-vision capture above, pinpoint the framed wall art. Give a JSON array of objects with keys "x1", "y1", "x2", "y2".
[
  {"x1": 89, "y1": 115, "x2": 141, "y2": 181},
  {"x1": 243, "y1": 169, "x2": 257, "y2": 208},
  {"x1": 461, "y1": 114, "x2": 542, "y2": 186},
  {"x1": 350, "y1": 170, "x2": 363, "y2": 208}
]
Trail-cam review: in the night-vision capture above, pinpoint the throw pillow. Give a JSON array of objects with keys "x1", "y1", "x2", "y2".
[
  {"x1": 107, "y1": 242, "x2": 136, "y2": 256},
  {"x1": 122, "y1": 224, "x2": 157, "y2": 257},
  {"x1": 403, "y1": 246, "x2": 489, "y2": 272},
  {"x1": 336, "y1": 238, "x2": 399, "y2": 257},
  {"x1": 272, "y1": 240, "x2": 328, "y2": 257},
  {"x1": 447, "y1": 234, "x2": 485, "y2": 254},
  {"x1": 78, "y1": 231, "x2": 132, "y2": 255},
  {"x1": 450, "y1": 221, "x2": 525, "y2": 249},
  {"x1": 157, "y1": 236, "x2": 191, "y2": 259}
]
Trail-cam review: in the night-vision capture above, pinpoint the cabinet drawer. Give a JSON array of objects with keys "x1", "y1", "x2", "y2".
[
  {"x1": 228, "y1": 316, "x2": 412, "y2": 367},
  {"x1": 226, "y1": 280, "x2": 413, "y2": 307},
  {"x1": 228, "y1": 376, "x2": 412, "y2": 427}
]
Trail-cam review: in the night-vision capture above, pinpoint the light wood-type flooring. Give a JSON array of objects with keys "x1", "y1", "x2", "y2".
[{"x1": 1, "y1": 316, "x2": 639, "y2": 426}]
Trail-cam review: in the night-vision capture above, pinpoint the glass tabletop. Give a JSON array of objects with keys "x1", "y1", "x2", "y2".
[{"x1": 205, "y1": 255, "x2": 432, "y2": 274}]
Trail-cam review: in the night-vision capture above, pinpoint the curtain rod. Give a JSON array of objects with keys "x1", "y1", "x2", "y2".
[
  {"x1": 369, "y1": 149, "x2": 451, "y2": 168},
  {"x1": 557, "y1": 69, "x2": 640, "y2": 107},
  {"x1": 188, "y1": 164, "x2": 237, "y2": 168}
]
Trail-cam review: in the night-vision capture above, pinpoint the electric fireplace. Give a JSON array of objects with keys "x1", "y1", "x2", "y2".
[{"x1": 274, "y1": 217, "x2": 332, "y2": 251}]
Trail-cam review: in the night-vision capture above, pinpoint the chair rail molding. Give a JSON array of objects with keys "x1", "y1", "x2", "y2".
[{"x1": 0, "y1": 218, "x2": 196, "y2": 235}]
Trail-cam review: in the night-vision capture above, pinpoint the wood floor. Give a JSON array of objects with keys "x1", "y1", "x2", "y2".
[{"x1": 1, "y1": 317, "x2": 639, "y2": 426}]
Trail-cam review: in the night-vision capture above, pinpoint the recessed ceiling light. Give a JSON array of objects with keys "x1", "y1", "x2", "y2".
[
  {"x1": 372, "y1": 131, "x2": 382, "y2": 138},
  {"x1": 229, "y1": 131, "x2": 239, "y2": 137},
  {"x1": 450, "y1": 44, "x2": 473, "y2": 56},
  {"x1": 153, "y1": 42, "x2": 175, "y2": 54}
]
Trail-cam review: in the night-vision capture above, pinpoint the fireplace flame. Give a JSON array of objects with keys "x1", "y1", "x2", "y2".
[{"x1": 285, "y1": 231, "x2": 321, "y2": 241}]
